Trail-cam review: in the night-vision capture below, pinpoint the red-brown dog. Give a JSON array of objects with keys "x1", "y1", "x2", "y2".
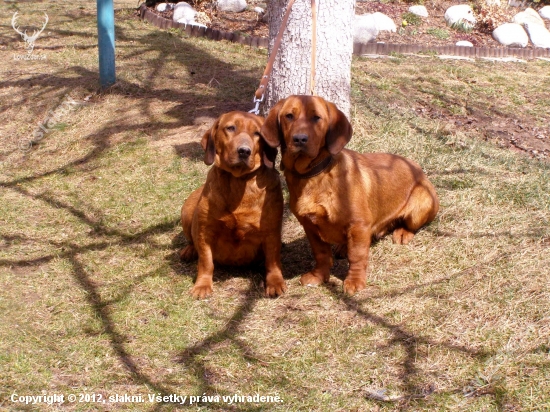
[
  {"x1": 260, "y1": 95, "x2": 439, "y2": 295},
  {"x1": 180, "y1": 111, "x2": 286, "y2": 299}
]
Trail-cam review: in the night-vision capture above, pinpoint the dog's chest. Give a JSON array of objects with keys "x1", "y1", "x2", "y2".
[
  {"x1": 291, "y1": 188, "x2": 345, "y2": 244},
  {"x1": 217, "y1": 189, "x2": 266, "y2": 242},
  {"x1": 219, "y1": 211, "x2": 258, "y2": 242}
]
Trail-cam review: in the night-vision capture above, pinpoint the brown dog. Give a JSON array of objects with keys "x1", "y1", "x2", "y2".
[
  {"x1": 180, "y1": 111, "x2": 286, "y2": 299},
  {"x1": 261, "y1": 95, "x2": 439, "y2": 295}
]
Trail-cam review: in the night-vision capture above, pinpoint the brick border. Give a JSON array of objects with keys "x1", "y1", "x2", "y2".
[
  {"x1": 139, "y1": 5, "x2": 550, "y2": 59},
  {"x1": 139, "y1": 5, "x2": 268, "y2": 48},
  {"x1": 353, "y1": 41, "x2": 550, "y2": 59}
]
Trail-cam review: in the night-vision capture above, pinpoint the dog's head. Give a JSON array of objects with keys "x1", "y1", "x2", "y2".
[
  {"x1": 200, "y1": 111, "x2": 278, "y2": 177},
  {"x1": 260, "y1": 95, "x2": 352, "y2": 172}
]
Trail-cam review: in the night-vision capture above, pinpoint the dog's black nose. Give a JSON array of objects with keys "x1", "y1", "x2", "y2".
[
  {"x1": 238, "y1": 146, "x2": 252, "y2": 158},
  {"x1": 293, "y1": 134, "x2": 308, "y2": 146}
]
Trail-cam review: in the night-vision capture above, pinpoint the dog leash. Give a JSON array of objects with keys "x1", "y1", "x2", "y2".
[
  {"x1": 249, "y1": 0, "x2": 318, "y2": 115},
  {"x1": 249, "y1": 0, "x2": 296, "y2": 115},
  {"x1": 310, "y1": 0, "x2": 317, "y2": 96}
]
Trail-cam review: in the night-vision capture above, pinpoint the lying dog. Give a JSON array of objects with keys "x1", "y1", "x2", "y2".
[
  {"x1": 180, "y1": 111, "x2": 286, "y2": 298},
  {"x1": 261, "y1": 95, "x2": 439, "y2": 295}
]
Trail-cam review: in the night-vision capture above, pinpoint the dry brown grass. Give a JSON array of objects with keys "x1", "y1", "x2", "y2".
[{"x1": 1, "y1": 1, "x2": 549, "y2": 411}]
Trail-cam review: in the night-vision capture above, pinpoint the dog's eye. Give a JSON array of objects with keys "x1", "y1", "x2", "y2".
[
  {"x1": 226, "y1": 126, "x2": 236, "y2": 132},
  {"x1": 312, "y1": 115, "x2": 321, "y2": 122},
  {"x1": 285, "y1": 113, "x2": 294, "y2": 121}
]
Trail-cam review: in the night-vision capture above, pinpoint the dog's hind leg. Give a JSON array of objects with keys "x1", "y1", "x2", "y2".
[
  {"x1": 179, "y1": 244, "x2": 198, "y2": 261},
  {"x1": 393, "y1": 180, "x2": 439, "y2": 245},
  {"x1": 180, "y1": 186, "x2": 203, "y2": 261}
]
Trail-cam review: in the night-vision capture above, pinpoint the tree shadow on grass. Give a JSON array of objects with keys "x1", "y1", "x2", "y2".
[
  {"x1": 0, "y1": 16, "x2": 266, "y2": 405},
  {"x1": 0, "y1": 11, "x2": 262, "y2": 183}
]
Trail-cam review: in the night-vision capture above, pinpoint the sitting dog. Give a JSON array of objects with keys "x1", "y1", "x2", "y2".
[
  {"x1": 260, "y1": 95, "x2": 439, "y2": 295},
  {"x1": 180, "y1": 111, "x2": 286, "y2": 299}
]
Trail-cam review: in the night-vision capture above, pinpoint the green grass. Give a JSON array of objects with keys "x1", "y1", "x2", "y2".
[
  {"x1": 401, "y1": 12, "x2": 423, "y2": 26},
  {"x1": 1, "y1": 1, "x2": 550, "y2": 411},
  {"x1": 427, "y1": 27, "x2": 450, "y2": 39}
]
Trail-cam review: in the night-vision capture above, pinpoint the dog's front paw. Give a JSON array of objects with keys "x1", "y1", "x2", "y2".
[
  {"x1": 300, "y1": 272, "x2": 326, "y2": 287},
  {"x1": 190, "y1": 283, "x2": 213, "y2": 299},
  {"x1": 343, "y1": 278, "x2": 366, "y2": 295},
  {"x1": 179, "y1": 245, "x2": 198, "y2": 261},
  {"x1": 266, "y1": 277, "x2": 287, "y2": 297}
]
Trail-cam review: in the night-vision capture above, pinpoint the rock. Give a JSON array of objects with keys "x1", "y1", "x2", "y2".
[
  {"x1": 408, "y1": 5, "x2": 428, "y2": 18},
  {"x1": 354, "y1": 14, "x2": 379, "y2": 44},
  {"x1": 156, "y1": 3, "x2": 174, "y2": 12},
  {"x1": 445, "y1": 5, "x2": 476, "y2": 29},
  {"x1": 513, "y1": 8, "x2": 545, "y2": 27},
  {"x1": 524, "y1": 22, "x2": 550, "y2": 48},
  {"x1": 373, "y1": 12, "x2": 396, "y2": 32},
  {"x1": 540, "y1": 6, "x2": 550, "y2": 20},
  {"x1": 492, "y1": 23, "x2": 528, "y2": 47},
  {"x1": 217, "y1": 0, "x2": 247, "y2": 13},
  {"x1": 254, "y1": 6, "x2": 264, "y2": 14},
  {"x1": 456, "y1": 40, "x2": 474, "y2": 47},
  {"x1": 173, "y1": 2, "x2": 196, "y2": 24},
  {"x1": 486, "y1": 0, "x2": 500, "y2": 5}
]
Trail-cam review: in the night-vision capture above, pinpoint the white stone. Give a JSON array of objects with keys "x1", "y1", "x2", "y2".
[
  {"x1": 492, "y1": 23, "x2": 528, "y2": 47},
  {"x1": 156, "y1": 3, "x2": 174, "y2": 12},
  {"x1": 179, "y1": 21, "x2": 208, "y2": 29},
  {"x1": 173, "y1": 2, "x2": 196, "y2": 24},
  {"x1": 486, "y1": 0, "x2": 500, "y2": 5},
  {"x1": 353, "y1": 14, "x2": 379, "y2": 44},
  {"x1": 372, "y1": 12, "x2": 396, "y2": 32},
  {"x1": 540, "y1": 6, "x2": 550, "y2": 20},
  {"x1": 408, "y1": 5, "x2": 428, "y2": 18},
  {"x1": 456, "y1": 40, "x2": 474, "y2": 47},
  {"x1": 508, "y1": 0, "x2": 522, "y2": 6},
  {"x1": 513, "y1": 8, "x2": 545, "y2": 27},
  {"x1": 445, "y1": 5, "x2": 476, "y2": 27},
  {"x1": 254, "y1": 6, "x2": 264, "y2": 14},
  {"x1": 524, "y1": 22, "x2": 550, "y2": 48},
  {"x1": 217, "y1": 0, "x2": 247, "y2": 13}
]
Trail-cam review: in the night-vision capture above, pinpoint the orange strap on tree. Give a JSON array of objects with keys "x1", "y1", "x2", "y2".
[
  {"x1": 249, "y1": 0, "x2": 296, "y2": 114},
  {"x1": 310, "y1": 0, "x2": 317, "y2": 96},
  {"x1": 249, "y1": 0, "x2": 318, "y2": 114}
]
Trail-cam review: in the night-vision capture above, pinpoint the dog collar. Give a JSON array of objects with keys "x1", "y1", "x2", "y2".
[{"x1": 291, "y1": 155, "x2": 333, "y2": 179}]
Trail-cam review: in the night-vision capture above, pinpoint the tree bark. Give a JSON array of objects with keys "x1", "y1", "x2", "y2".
[{"x1": 265, "y1": 0, "x2": 355, "y2": 117}]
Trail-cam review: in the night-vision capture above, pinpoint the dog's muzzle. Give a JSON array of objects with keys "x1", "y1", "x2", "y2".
[
  {"x1": 292, "y1": 134, "x2": 308, "y2": 147},
  {"x1": 237, "y1": 145, "x2": 252, "y2": 159}
]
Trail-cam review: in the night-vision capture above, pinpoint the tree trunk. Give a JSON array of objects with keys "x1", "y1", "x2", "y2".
[{"x1": 265, "y1": 0, "x2": 355, "y2": 117}]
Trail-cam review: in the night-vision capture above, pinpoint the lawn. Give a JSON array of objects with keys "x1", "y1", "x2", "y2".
[{"x1": 1, "y1": 1, "x2": 549, "y2": 411}]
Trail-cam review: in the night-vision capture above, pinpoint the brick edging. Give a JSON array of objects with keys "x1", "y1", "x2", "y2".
[
  {"x1": 139, "y1": 5, "x2": 550, "y2": 60},
  {"x1": 139, "y1": 4, "x2": 268, "y2": 48},
  {"x1": 353, "y1": 41, "x2": 550, "y2": 59}
]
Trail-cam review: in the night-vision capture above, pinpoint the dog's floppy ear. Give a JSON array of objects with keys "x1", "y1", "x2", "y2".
[
  {"x1": 200, "y1": 120, "x2": 218, "y2": 165},
  {"x1": 249, "y1": 113, "x2": 278, "y2": 169},
  {"x1": 325, "y1": 101, "x2": 352, "y2": 155},
  {"x1": 260, "y1": 99, "x2": 285, "y2": 148},
  {"x1": 262, "y1": 144, "x2": 278, "y2": 169}
]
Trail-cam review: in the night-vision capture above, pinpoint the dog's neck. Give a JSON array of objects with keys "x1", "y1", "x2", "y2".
[
  {"x1": 289, "y1": 154, "x2": 333, "y2": 179},
  {"x1": 215, "y1": 165, "x2": 263, "y2": 181}
]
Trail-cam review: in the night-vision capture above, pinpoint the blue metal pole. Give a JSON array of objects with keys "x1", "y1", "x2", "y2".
[{"x1": 97, "y1": 0, "x2": 116, "y2": 88}]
